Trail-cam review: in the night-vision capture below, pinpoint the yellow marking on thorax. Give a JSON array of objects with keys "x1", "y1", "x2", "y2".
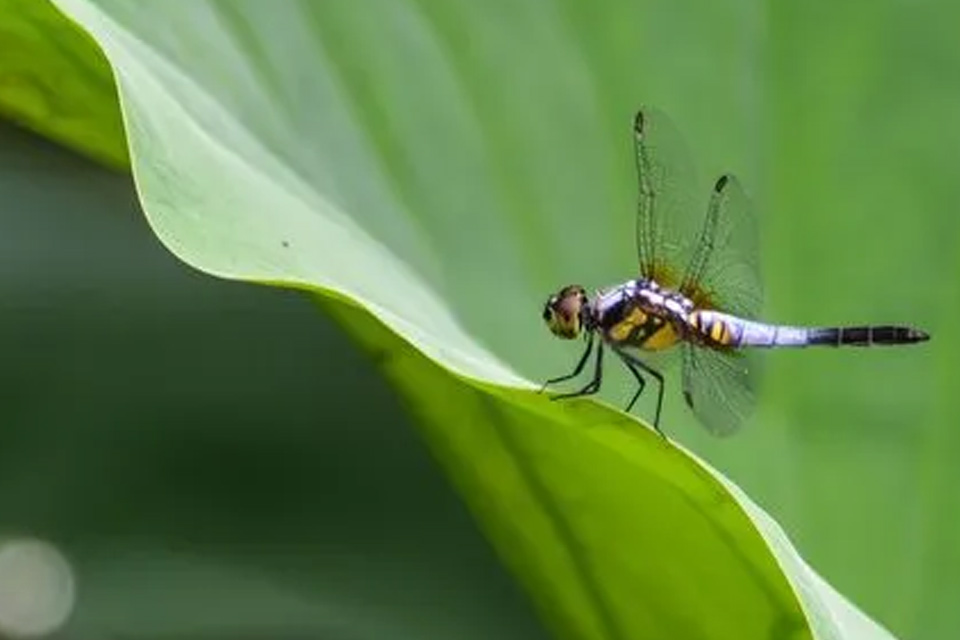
[
  {"x1": 608, "y1": 307, "x2": 647, "y2": 342},
  {"x1": 641, "y1": 322, "x2": 680, "y2": 350}
]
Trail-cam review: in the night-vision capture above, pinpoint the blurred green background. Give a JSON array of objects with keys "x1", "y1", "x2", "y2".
[{"x1": 2, "y1": 0, "x2": 959, "y2": 639}]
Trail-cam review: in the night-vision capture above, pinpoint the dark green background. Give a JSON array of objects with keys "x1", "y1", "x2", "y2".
[{"x1": 0, "y1": 119, "x2": 548, "y2": 639}]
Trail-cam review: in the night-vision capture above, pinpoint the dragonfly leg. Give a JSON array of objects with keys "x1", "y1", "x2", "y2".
[
  {"x1": 618, "y1": 354, "x2": 647, "y2": 412},
  {"x1": 549, "y1": 342, "x2": 604, "y2": 400},
  {"x1": 539, "y1": 332, "x2": 594, "y2": 392},
  {"x1": 615, "y1": 349, "x2": 665, "y2": 438}
]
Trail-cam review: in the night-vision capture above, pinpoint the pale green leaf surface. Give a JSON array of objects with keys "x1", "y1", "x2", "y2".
[{"x1": 41, "y1": 0, "x2": 936, "y2": 639}]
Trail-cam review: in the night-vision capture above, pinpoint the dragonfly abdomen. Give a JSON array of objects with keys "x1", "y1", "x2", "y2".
[
  {"x1": 729, "y1": 317, "x2": 929, "y2": 348},
  {"x1": 689, "y1": 311, "x2": 930, "y2": 348}
]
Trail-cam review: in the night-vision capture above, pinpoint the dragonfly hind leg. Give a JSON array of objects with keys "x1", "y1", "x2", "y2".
[
  {"x1": 548, "y1": 342, "x2": 604, "y2": 401},
  {"x1": 615, "y1": 349, "x2": 665, "y2": 438}
]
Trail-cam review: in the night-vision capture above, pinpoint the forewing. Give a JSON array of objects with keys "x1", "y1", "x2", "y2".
[
  {"x1": 680, "y1": 174, "x2": 763, "y2": 319},
  {"x1": 633, "y1": 107, "x2": 701, "y2": 287},
  {"x1": 681, "y1": 343, "x2": 758, "y2": 436}
]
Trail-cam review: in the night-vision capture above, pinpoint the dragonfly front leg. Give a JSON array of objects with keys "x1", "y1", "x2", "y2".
[
  {"x1": 549, "y1": 342, "x2": 604, "y2": 400},
  {"x1": 540, "y1": 332, "x2": 595, "y2": 392}
]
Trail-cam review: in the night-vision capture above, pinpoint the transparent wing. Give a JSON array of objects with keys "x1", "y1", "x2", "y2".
[
  {"x1": 681, "y1": 343, "x2": 758, "y2": 436},
  {"x1": 633, "y1": 107, "x2": 702, "y2": 287},
  {"x1": 679, "y1": 174, "x2": 763, "y2": 319}
]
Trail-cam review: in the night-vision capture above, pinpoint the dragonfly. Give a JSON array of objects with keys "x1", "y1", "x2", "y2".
[{"x1": 540, "y1": 106, "x2": 930, "y2": 437}]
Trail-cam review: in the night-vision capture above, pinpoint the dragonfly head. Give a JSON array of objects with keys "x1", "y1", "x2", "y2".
[{"x1": 543, "y1": 285, "x2": 589, "y2": 339}]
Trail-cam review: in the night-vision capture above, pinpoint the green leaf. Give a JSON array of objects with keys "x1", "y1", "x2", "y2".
[
  {"x1": 0, "y1": 0, "x2": 126, "y2": 168},
  {"x1": 41, "y1": 0, "x2": 927, "y2": 638},
  {"x1": 326, "y1": 294, "x2": 900, "y2": 640}
]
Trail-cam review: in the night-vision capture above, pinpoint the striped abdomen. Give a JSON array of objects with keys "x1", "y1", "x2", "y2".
[{"x1": 688, "y1": 310, "x2": 930, "y2": 348}]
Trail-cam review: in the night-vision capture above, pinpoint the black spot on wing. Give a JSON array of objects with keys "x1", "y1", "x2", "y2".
[{"x1": 633, "y1": 109, "x2": 646, "y2": 137}]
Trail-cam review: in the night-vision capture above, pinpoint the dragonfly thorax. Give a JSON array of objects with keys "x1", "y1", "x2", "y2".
[
  {"x1": 595, "y1": 278, "x2": 694, "y2": 325},
  {"x1": 585, "y1": 278, "x2": 696, "y2": 352}
]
